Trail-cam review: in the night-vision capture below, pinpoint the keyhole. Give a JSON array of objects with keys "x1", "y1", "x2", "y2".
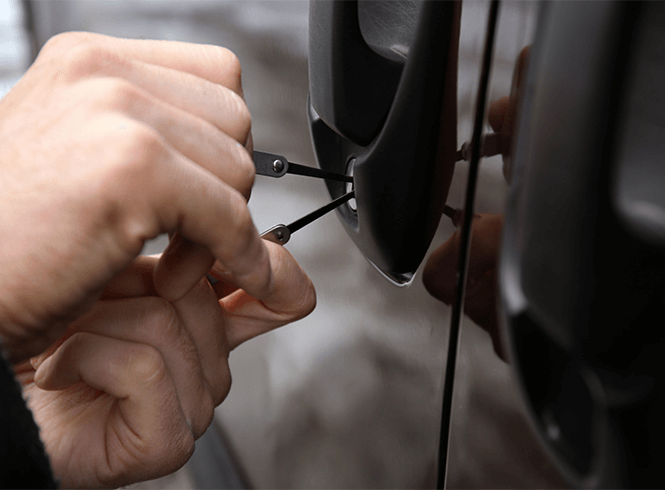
[{"x1": 346, "y1": 157, "x2": 356, "y2": 213}]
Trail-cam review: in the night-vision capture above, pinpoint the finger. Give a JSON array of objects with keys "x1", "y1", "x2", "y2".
[
  {"x1": 48, "y1": 34, "x2": 257, "y2": 176},
  {"x1": 86, "y1": 76, "x2": 255, "y2": 198},
  {"x1": 122, "y1": 61, "x2": 250, "y2": 144},
  {"x1": 37, "y1": 298, "x2": 216, "y2": 439},
  {"x1": 209, "y1": 271, "x2": 241, "y2": 299},
  {"x1": 153, "y1": 233, "x2": 216, "y2": 305},
  {"x1": 51, "y1": 43, "x2": 251, "y2": 144},
  {"x1": 101, "y1": 254, "x2": 238, "y2": 302},
  {"x1": 100, "y1": 256, "x2": 236, "y2": 407},
  {"x1": 41, "y1": 32, "x2": 245, "y2": 95},
  {"x1": 31, "y1": 254, "x2": 165, "y2": 365},
  {"x1": 101, "y1": 255, "x2": 159, "y2": 300},
  {"x1": 38, "y1": 37, "x2": 251, "y2": 144},
  {"x1": 221, "y1": 242, "x2": 316, "y2": 350},
  {"x1": 99, "y1": 120, "x2": 272, "y2": 302},
  {"x1": 422, "y1": 214, "x2": 506, "y2": 360},
  {"x1": 33, "y1": 332, "x2": 195, "y2": 486},
  {"x1": 488, "y1": 95, "x2": 510, "y2": 133},
  {"x1": 488, "y1": 47, "x2": 530, "y2": 135},
  {"x1": 170, "y1": 277, "x2": 233, "y2": 406},
  {"x1": 512, "y1": 45, "x2": 531, "y2": 96},
  {"x1": 112, "y1": 246, "x2": 231, "y2": 395},
  {"x1": 423, "y1": 215, "x2": 502, "y2": 300},
  {"x1": 118, "y1": 60, "x2": 252, "y2": 146},
  {"x1": 501, "y1": 45, "x2": 531, "y2": 183},
  {"x1": 154, "y1": 233, "x2": 248, "y2": 307},
  {"x1": 423, "y1": 229, "x2": 459, "y2": 306}
]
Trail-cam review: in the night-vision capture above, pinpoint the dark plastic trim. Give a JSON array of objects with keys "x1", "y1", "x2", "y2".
[{"x1": 308, "y1": 0, "x2": 460, "y2": 284}]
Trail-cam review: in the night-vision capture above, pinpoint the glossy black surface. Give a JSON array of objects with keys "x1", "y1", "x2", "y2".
[
  {"x1": 501, "y1": 2, "x2": 665, "y2": 487},
  {"x1": 309, "y1": 0, "x2": 459, "y2": 285}
]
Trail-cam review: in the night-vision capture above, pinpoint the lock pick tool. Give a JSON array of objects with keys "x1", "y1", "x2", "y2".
[
  {"x1": 260, "y1": 191, "x2": 355, "y2": 245},
  {"x1": 252, "y1": 150, "x2": 354, "y2": 246},
  {"x1": 207, "y1": 151, "x2": 353, "y2": 286},
  {"x1": 253, "y1": 150, "x2": 353, "y2": 183}
]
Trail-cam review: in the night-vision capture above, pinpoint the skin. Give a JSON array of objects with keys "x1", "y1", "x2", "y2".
[
  {"x1": 0, "y1": 32, "x2": 315, "y2": 487},
  {"x1": 423, "y1": 213, "x2": 506, "y2": 360}
]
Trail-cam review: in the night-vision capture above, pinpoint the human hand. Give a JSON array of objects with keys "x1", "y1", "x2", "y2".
[
  {"x1": 422, "y1": 46, "x2": 531, "y2": 361},
  {"x1": 14, "y1": 249, "x2": 315, "y2": 488},
  {"x1": 0, "y1": 33, "x2": 270, "y2": 363},
  {"x1": 423, "y1": 213, "x2": 506, "y2": 360},
  {"x1": 487, "y1": 45, "x2": 530, "y2": 181}
]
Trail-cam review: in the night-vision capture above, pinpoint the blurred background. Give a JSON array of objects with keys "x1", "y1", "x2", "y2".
[{"x1": 0, "y1": 1, "x2": 566, "y2": 488}]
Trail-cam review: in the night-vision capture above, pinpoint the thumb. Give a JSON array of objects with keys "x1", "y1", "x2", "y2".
[{"x1": 34, "y1": 332, "x2": 194, "y2": 486}]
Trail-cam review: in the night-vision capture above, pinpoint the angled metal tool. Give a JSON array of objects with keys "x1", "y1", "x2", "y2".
[
  {"x1": 261, "y1": 190, "x2": 355, "y2": 245},
  {"x1": 207, "y1": 191, "x2": 355, "y2": 285},
  {"x1": 252, "y1": 149, "x2": 355, "y2": 245},
  {"x1": 254, "y1": 150, "x2": 353, "y2": 183},
  {"x1": 207, "y1": 154, "x2": 354, "y2": 286}
]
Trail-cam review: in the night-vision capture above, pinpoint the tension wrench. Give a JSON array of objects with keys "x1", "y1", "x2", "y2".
[
  {"x1": 257, "y1": 132, "x2": 500, "y2": 177},
  {"x1": 207, "y1": 190, "x2": 353, "y2": 284},
  {"x1": 261, "y1": 190, "x2": 355, "y2": 245},
  {"x1": 253, "y1": 150, "x2": 353, "y2": 183}
]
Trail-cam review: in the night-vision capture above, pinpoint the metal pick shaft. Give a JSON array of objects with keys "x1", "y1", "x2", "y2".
[
  {"x1": 288, "y1": 191, "x2": 354, "y2": 234},
  {"x1": 261, "y1": 191, "x2": 355, "y2": 245}
]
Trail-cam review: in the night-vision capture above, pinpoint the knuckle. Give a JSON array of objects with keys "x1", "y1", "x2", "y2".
[
  {"x1": 129, "y1": 344, "x2": 167, "y2": 385},
  {"x1": 210, "y1": 362, "x2": 232, "y2": 406},
  {"x1": 227, "y1": 191, "x2": 255, "y2": 244},
  {"x1": 51, "y1": 43, "x2": 115, "y2": 81},
  {"x1": 88, "y1": 101, "x2": 164, "y2": 175},
  {"x1": 190, "y1": 45, "x2": 242, "y2": 92},
  {"x1": 226, "y1": 91, "x2": 252, "y2": 142},
  {"x1": 192, "y1": 391, "x2": 215, "y2": 439},
  {"x1": 66, "y1": 331, "x2": 88, "y2": 356},
  {"x1": 114, "y1": 123, "x2": 165, "y2": 173},
  {"x1": 91, "y1": 120, "x2": 165, "y2": 256},
  {"x1": 171, "y1": 430, "x2": 196, "y2": 472},
  {"x1": 233, "y1": 146, "x2": 255, "y2": 198},
  {"x1": 93, "y1": 77, "x2": 143, "y2": 112},
  {"x1": 40, "y1": 32, "x2": 92, "y2": 56},
  {"x1": 219, "y1": 48, "x2": 243, "y2": 92},
  {"x1": 142, "y1": 298, "x2": 182, "y2": 343},
  {"x1": 199, "y1": 45, "x2": 243, "y2": 92},
  {"x1": 100, "y1": 121, "x2": 164, "y2": 194},
  {"x1": 220, "y1": 48, "x2": 242, "y2": 81}
]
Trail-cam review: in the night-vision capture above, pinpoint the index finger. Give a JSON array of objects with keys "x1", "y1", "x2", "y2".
[
  {"x1": 100, "y1": 122, "x2": 272, "y2": 301},
  {"x1": 152, "y1": 163, "x2": 272, "y2": 301},
  {"x1": 42, "y1": 32, "x2": 244, "y2": 94},
  {"x1": 217, "y1": 242, "x2": 317, "y2": 350}
]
